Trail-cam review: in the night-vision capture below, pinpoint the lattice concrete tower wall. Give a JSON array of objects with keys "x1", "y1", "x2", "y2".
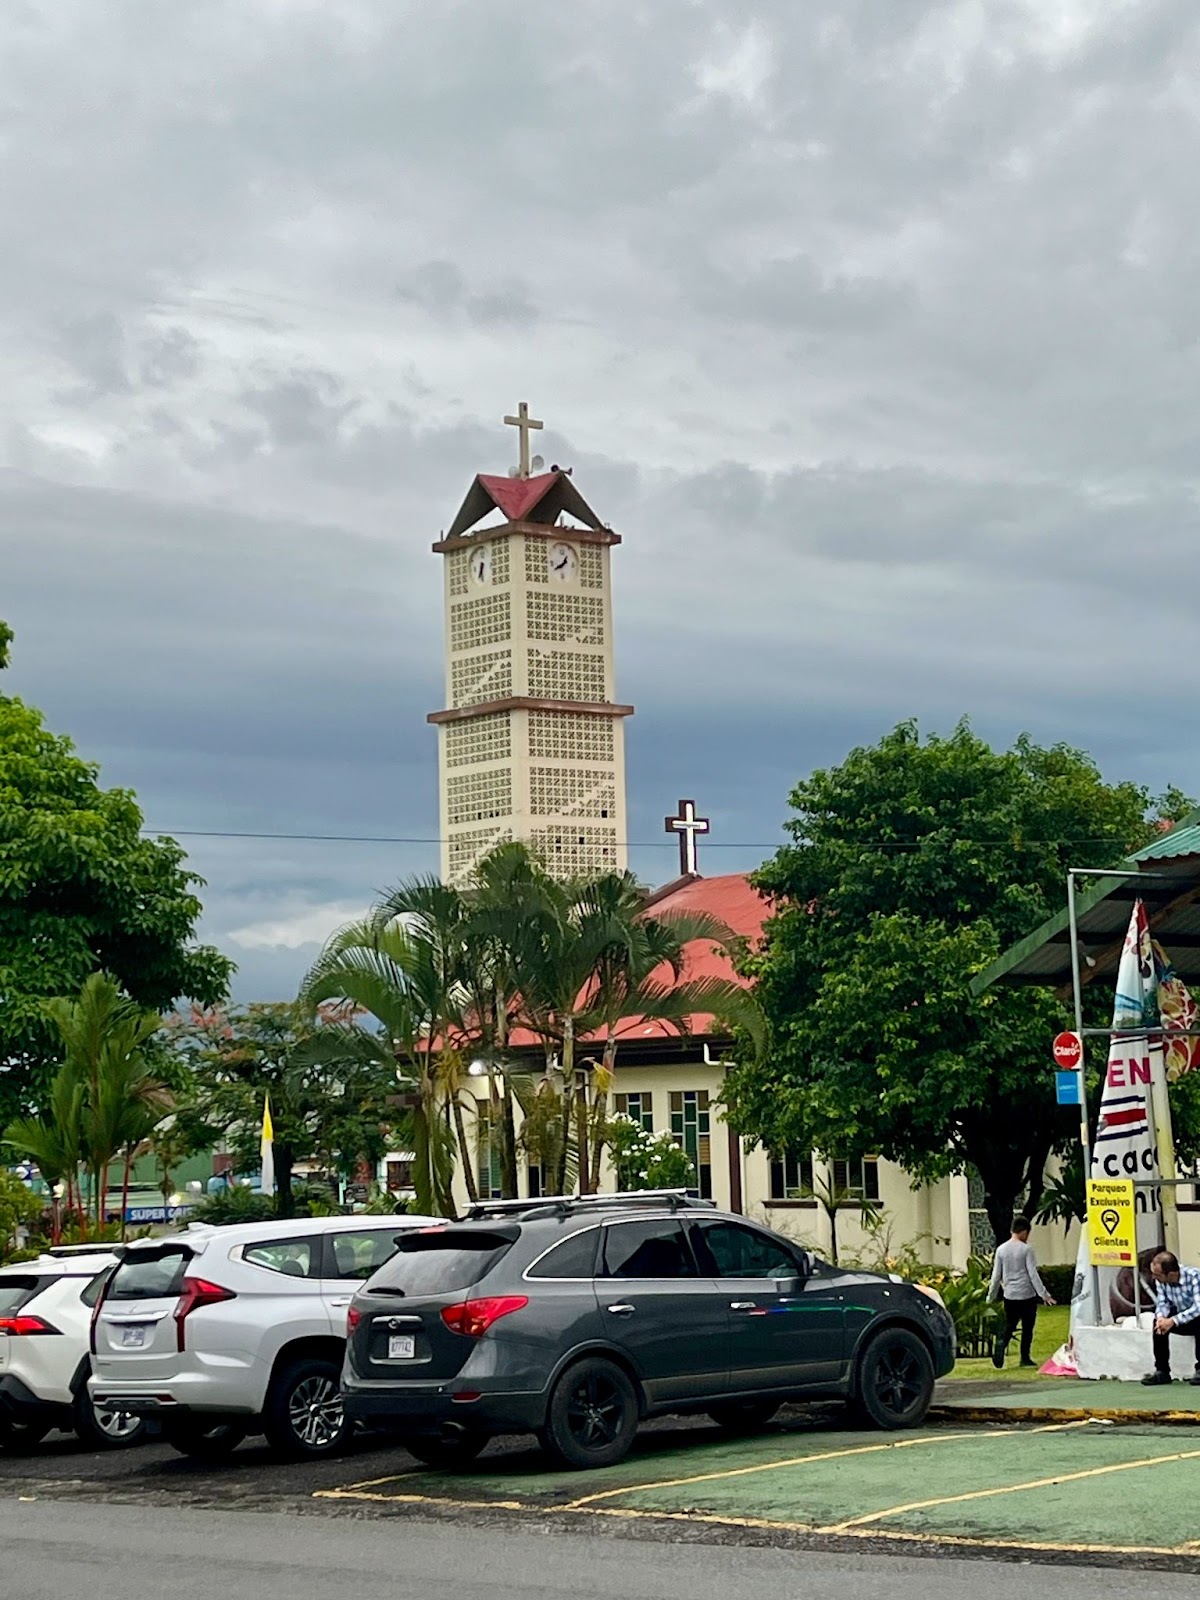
[{"x1": 428, "y1": 455, "x2": 633, "y2": 884}]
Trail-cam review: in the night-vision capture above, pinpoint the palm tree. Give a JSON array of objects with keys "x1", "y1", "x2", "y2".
[
  {"x1": 300, "y1": 914, "x2": 459, "y2": 1216},
  {"x1": 42, "y1": 973, "x2": 164, "y2": 1223}
]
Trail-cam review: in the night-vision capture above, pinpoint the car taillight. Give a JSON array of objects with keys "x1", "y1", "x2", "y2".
[
  {"x1": 440, "y1": 1295, "x2": 528, "y2": 1338},
  {"x1": 346, "y1": 1306, "x2": 361, "y2": 1335},
  {"x1": 0, "y1": 1315, "x2": 59, "y2": 1336},
  {"x1": 174, "y1": 1277, "x2": 236, "y2": 1351}
]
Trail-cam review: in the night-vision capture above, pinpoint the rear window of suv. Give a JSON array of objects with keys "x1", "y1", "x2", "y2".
[
  {"x1": 369, "y1": 1229, "x2": 515, "y2": 1296},
  {"x1": 107, "y1": 1247, "x2": 192, "y2": 1301},
  {"x1": 0, "y1": 1277, "x2": 44, "y2": 1315}
]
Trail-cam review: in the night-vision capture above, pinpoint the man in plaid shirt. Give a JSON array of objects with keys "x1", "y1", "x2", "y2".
[{"x1": 1142, "y1": 1251, "x2": 1200, "y2": 1386}]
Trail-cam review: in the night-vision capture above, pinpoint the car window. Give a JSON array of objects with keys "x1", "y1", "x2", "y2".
[
  {"x1": 527, "y1": 1228, "x2": 598, "y2": 1280},
  {"x1": 107, "y1": 1248, "x2": 192, "y2": 1301},
  {"x1": 695, "y1": 1221, "x2": 800, "y2": 1280},
  {"x1": 80, "y1": 1267, "x2": 116, "y2": 1308},
  {"x1": 243, "y1": 1238, "x2": 316, "y2": 1278},
  {"x1": 0, "y1": 1277, "x2": 44, "y2": 1315},
  {"x1": 601, "y1": 1219, "x2": 697, "y2": 1279},
  {"x1": 371, "y1": 1229, "x2": 516, "y2": 1296},
  {"x1": 327, "y1": 1229, "x2": 406, "y2": 1282}
]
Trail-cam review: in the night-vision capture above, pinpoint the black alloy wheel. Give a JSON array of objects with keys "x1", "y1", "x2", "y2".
[
  {"x1": 541, "y1": 1356, "x2": 639, "y2": 1470},
  {"x1": 262, "y1": 1357, "x2": 350, "y2": 1459},
  {"x1": 74, "y1": 1388, "x2": 147, "y2": 1450},
  {"x1": 852, "y1": 1327, "x2": 934, "y2": 1430}
]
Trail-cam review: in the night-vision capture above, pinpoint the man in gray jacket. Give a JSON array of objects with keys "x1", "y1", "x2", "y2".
[{"x1": 988, "y1": 1215, "x2": 1056, "y2": 1368}]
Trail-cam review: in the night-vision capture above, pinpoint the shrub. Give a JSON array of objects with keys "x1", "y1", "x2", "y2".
[
  {"x1": 1038, "y1": 1264, "x2": 1076, "y2": 1305},
  {"x1": 935, "y1": 1256, "x2": 1004, "y2": 1357},
  {"x1": 190, "y1": 1186, "x2": 276, "y2": 1227},
  {"x1": 605, "y1": 1115, "x2": 696, "y2": 1192}
]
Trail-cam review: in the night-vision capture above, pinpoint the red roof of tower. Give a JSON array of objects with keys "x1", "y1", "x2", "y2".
[{"x1": 445, "y1": 470, "x2": 607, "y2": 540}]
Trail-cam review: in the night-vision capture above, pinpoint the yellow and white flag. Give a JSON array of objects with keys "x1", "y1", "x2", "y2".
[{"x1": 260, "y1": 1094, "x2": 275, "y2": 1197}]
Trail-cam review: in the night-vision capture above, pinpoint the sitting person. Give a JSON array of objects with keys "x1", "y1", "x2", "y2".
[{"x1": 1142, "y1": 1250, "x2": 1200, "y2": 1386}]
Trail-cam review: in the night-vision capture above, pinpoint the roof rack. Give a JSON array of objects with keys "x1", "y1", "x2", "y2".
[{"x1": 463, "y1": 1189, "x2": 713, "y2": 1221}]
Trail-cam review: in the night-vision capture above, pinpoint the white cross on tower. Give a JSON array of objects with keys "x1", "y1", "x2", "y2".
[
  {"x1": 665, "y1": 798, "x2": 710, "y2": 877},
  {"x1": 503, "y1": 401, "x2": 544, "y2": 479}
]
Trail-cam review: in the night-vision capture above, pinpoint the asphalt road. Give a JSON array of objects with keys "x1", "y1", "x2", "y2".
[{"x1": 5, "y1": 1500, "x2": 1199, "y2": 1600}]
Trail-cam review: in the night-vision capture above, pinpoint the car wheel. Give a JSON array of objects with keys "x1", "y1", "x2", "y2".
[
  {"x1": 852, "y1": 1328, "x2": 934, "y2": 1430},
  {"x1": 262, "y1": 1358, "x2": 349, "y2": 1459},
  {"x1": 540, "y1": 1357, "x2": 639, "y2": 1471},
  {"x1": 706, "y1": 1399, "x2": 781, "y2": 1435},
  {"x1": 162, "y1": 1418, "x2": 248, "y2": 1460},
  {"x1": 73, "y1": 1390, "x2": 147, "y2": 1451},
  {"x1": 402, "y1": 1431, "x2": 489, "y2": 1471},
  {"x1": 0, "y1": 1419, "x2": 50, "y2": 1453}
]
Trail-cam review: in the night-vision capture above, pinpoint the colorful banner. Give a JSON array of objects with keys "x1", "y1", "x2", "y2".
[{"x1": 1058, "y1": 903, "x2": 1166, "y2": 1369}]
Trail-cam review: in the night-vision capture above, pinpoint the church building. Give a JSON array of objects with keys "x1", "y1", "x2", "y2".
[{"x1": 420, "y1": 409, "x2": 1072, "y2": 1273}]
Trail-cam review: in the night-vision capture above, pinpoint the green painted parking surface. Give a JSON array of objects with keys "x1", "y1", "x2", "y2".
[
  {"x1": 938, "y1": 1378, "x2": 1200, "y2": 1416},
  {"x1": 321, "y1": 1419, "x2": 1200, "y2": 1553}
]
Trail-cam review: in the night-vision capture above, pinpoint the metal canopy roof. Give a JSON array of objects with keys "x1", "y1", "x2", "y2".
[{"x1": 972, "y1": 810, "x2": 1200, "y2": 996}]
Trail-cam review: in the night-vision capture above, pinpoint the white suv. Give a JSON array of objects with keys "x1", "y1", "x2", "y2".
[
  {"x1": 89, "y1": 1213, "x2": 435, "y2": 1459},
  {"x1": 1, "y1": 1247, "x2": 146, "y2": 1453}
]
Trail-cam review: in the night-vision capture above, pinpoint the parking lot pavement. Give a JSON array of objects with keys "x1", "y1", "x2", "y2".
[
  {"x1": 7, "y1": 1410, "x2": 1200, "y2": 1565},
  {"x1": 317, "y1": 1417, "x2": 1200, "y2": 1561}
]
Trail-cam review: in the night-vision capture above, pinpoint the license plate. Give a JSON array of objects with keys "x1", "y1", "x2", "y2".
[
  {"x1": 388, "y1": 1335, "x2": 415, "y2": 1360},
  {"x1": 120, "y1": 1325, "x2": 148, "y2": 1349}
]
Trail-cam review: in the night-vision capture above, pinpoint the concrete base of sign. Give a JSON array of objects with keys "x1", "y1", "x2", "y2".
[{"x1": 1075, "y1": 1318, "x2": 1154, "y2": 1381}]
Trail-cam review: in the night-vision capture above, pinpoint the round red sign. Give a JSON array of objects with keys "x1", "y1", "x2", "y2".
[{"x1": 1053, "y1": 1031, "x2": 1082, "y2": 1071}]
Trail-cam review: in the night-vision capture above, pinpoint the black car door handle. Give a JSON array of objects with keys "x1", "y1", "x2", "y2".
[{"x1": 606, "y1": 1303, "x2": 636, "y2": 1315}]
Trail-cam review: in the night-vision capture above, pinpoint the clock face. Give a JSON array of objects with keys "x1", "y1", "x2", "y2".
[
  {"x1": 547, "y1": 541, "x2": 578, "y2": 583},
  {"x1": 470, "y1": 544, "x2": 492, "y2": 586}
]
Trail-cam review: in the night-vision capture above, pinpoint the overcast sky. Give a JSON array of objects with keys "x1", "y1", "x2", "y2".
[{"x1": 4, "y1": 0, "x2": 1199, "y2": 1001}]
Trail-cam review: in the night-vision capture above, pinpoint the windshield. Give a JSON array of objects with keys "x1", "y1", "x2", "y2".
[
  {"x1": 368, "y1": 1230, "x2": 515, "y2": 1296},
  {"x1": 106, "y1": 1247, "x2": 192, "y2": 1301}
]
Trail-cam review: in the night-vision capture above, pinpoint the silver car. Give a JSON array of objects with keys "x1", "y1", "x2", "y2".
[{"x1": 89, "y1": 1212, "x2": 436, "y2": 1459}]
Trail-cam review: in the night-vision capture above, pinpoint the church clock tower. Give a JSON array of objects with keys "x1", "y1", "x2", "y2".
[{"x1": 428, "y1": 405, "x2": 633, "y2": 884}]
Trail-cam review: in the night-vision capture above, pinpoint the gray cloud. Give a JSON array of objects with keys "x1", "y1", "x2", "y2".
[{"x1": 4, "y1": 0, "x2": 1200, "y2": 998}]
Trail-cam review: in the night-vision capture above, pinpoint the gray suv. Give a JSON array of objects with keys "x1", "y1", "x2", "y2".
[{"x1": 342, "y1": 1192, "x2": 955, "y2": 1470}]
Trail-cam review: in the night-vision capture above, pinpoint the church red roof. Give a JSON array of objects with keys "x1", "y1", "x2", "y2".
[
  {"x1": 506, "y1": 873, "x2": 767, "y2": 1052},
  {"x1": 445, "y1": 469, "x2": 608, "y2": 540}
]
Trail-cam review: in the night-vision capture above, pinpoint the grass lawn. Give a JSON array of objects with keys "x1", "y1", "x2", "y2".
[{"x1": 943, "y1": 1303, "x2": 1070, "y2": 1382}]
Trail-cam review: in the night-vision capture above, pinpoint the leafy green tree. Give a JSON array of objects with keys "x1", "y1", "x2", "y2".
[
  {"x1": 0, "y1": 635, "x2": 231, "y2": 1123},
  {"x1": 0, "y1": 1167, "x2": 42, "y2": 1263},
  {"x1": 169, "y1": 1002, "x2": 397, "y2": 1218},
  {"x1": 723, "y1": 720, "x2": 1186, "y2": 1244}
]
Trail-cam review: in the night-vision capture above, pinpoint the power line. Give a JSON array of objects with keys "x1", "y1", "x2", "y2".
[{"x1": 139, "y1": 827, "x2": 1144, "y2": 851}]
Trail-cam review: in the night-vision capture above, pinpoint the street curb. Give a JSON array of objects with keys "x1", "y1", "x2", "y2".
[{"x1": 931, "y1": 1404, "x2": 1200, "y2": 1427}]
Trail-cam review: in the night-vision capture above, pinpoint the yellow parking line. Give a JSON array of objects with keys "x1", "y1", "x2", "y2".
[
  {"x1": 565, "y1": 1420, "x2": 1091, "y2": 1509},
  {"x1": 821, "y1": 1446, "x2": 1200, "y2": 1532},
  {"x1": 313, "y1": 1484, "x2": 1200, "y2": 1559}
]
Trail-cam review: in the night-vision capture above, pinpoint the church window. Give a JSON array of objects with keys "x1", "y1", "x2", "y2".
[
  {"x1": 831, "y1": 1156, "x2": 881, "y2": 1204},
  {"x1": 475, "y1": 1102, "x2": 503, "y2": 1200},
  {"x1": 769, "y1": 1150, "x2": 814, "y2": 1201},
  {"x1": 669, "y1": 1090, "x2": 712, "y2": 1199},
  {"x1": 614, "y1": 1092, "x2": 653, "y2": 1132}
]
